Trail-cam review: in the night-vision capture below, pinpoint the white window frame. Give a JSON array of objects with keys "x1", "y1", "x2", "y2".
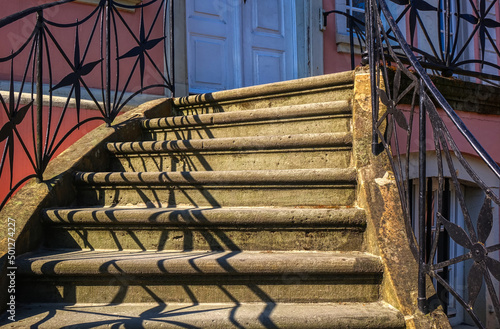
[
  {"x1": 334, "y1": 0, "x2": 365, "y2": 54},
  {"x1": 76, "y1": 0, "x2": 142, "y2": 12}
]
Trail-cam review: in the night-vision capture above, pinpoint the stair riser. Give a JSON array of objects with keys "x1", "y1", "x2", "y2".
[
  {"x1": 76, "y1": 186, "x2": 356, "y2": 207},
  {"x1": 143, "y1": 116, "x2": 351, "y2": 141},
  {"x1": 18, "y1": 276, "x2": 380, "y2": 304},
  {"x1": 44, "y1": 228, "x2": 364, "y2": 251},
  {"x1": 175, "y1": 86, "x2": 353, "y2": 115},
  {"x1": 110, "y1": 149, "x2": 352, "y2": 172}
]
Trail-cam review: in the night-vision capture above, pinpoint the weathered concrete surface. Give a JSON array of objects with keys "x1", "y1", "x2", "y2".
[
  {"x1": 16, "y1": 250, "x2": 383, "y2": 304},
  {"x1": 108, "y1": 132, "x2": 352, "y2": 172},
  {"x1": 148, "y1": 101, "x2": 351, "y2": 128},
  {"x1": 0, "y1": 70, "x2": 415, "y2": 328},
  {"x1": 0, "y1": 302, "x2": 405, "y2": 329},
  {"x1": 44, "y1": 226, "x2": 366, "y2": 251},
  {"x1": 0, "y1": 98, "x2": 171, "y2": 313},
  {"x1": 42, "y1": 207, "x2": 366, "y2": 226},
  {"x1": 111, "y1": 147, "x2": 352, "y2": 172},
  {"x1": 145, "y1": 100, "x2": 352, "y2": 140},
  {"x1": 73, "y1": 168, "x2": 357, "y2": 207},
  {"x1": 76, "y1": 184, "x2": 357, "y2": 208},
  {"x1": 352, "y1": 67, "x2": 451, "y2": 328},
  {"x1": 431, "y1": 73, "x2": 500, "y2": 115},
  {"x1": 42, "y1": 207, "x2": 366, "y2": 251},
  {"x1": 74, "y1": 169, "x2": 357, "y2": 208},
  {"x1": 18, "y1": 250, "x2": 382, "y2": 276},
  {"x1": 173, "y1": 72, "x2": 354, "y2": 115},
  {"x1": 75, "y1": 168, "x2": 357, "y2": 185},
  {"x1": 109, "y1": 132, "x2": 352, "y2": 153}
]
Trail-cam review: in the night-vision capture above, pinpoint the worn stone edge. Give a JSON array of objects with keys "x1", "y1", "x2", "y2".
[
  {"x1": 0, "y1": 97, "x2": 171, "y2": 314},
  {"x1": 173, "y1": 71, "x2": 355, "y2": 110},
  {"x1": 352, "y1": 67, "x2": 451, "y2": 329}
]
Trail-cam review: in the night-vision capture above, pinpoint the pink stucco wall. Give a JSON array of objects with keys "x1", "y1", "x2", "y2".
[
  {"x1": 322, "y1": 0, "x2": 363, "y2": 74},
  {"x1": 1, "y1": 0, "x2": 165, "y2": 94},
  {"x1": 0, "y1": 104, "x2": 103, "y2": 205},
  {"x1": 395, "y1": 105, "x2": 500, "y2": 167},
  {"x1": 0, "y1": 0, "x2": 164, "y2": 205}
]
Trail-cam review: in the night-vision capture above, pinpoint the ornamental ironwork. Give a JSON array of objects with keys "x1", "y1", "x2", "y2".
[
  {"x1": 366, "y1": 0, "x2": 500, "y2": 326},
  {"x1": 0, "y1": 0, "x2": 174, "y2": 209}
]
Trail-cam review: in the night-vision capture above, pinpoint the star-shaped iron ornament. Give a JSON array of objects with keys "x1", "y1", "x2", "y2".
[
  {"x1": 377, "y1": 69, "x2": 410, "y2": 144},
  {"x1": 389, "y1": 0, "x2": 437, "y2": 46},
  {"x1": 460, "y1": 0, "x2": 500, "y2": 66},
  {"x1": 50, "y1": 25, "x2": 102, "y2": 123},
  {"x1": 437, "y1": 196, "x2": 500, "y2": 313},
  {"x1": 0, "y1": 59, "x2": 33, "y2": 186},
  {"x1": 117, "y1": 6, "x2": 165, "y2": 91}
]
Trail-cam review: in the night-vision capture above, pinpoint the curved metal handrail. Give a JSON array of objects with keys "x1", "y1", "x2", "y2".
[
  {"x1": 379, "y1": 0, "x2": 500, "y2": 182},
  {"x1": 0, "y1": 0, "x2": 77, "y2": 29}
]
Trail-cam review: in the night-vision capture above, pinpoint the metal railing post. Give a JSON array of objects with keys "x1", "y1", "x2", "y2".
[
  {"x1": 105, "y1": 0, "x2": 111, "y2": 125},
  {"x1": 169, "y1": 0, "x2": 175, "y2": 97},
  {"x1": 366, "y1": 0, "x2": 381, "y2": 155},
  {"x1": 418, "y1": 78, "x2": 428, "y2": 313},
  {"x1": 36, "y1": 10, "x2": 44, "y2": 182}
]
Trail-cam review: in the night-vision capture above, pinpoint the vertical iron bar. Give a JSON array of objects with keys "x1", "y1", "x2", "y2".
[
  {"x1": 366, "y1": 0, "x2": 380, "y2": 155},
  {"x1": 169, "y1": 0, "x2": 175, "y2": 96},
  {"x1": 418, "y1": 78, "x2": 428, "y2": 313},
  {"x1": 36, "y1": 10, "x2": 44, "y2": 182},
  {"x1": 105, "y1": 0, "x2": 111, "y2": 125},
  {"x1": 444, "y1": 0, "x2": 450, "y2": 65}
]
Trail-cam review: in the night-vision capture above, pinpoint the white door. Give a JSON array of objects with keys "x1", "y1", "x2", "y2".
[
  {"x1": 186, "y1": 0, "x2": 241, "y2": 94},
  {"x1": 186, "y1": 0, "x2": 297, "y2": 94},
  {"x1": 242, "y1": 0, "x2": 296, "y2": 86}
]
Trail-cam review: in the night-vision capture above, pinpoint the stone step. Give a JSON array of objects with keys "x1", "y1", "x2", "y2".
[
  {"x1": 143, "y1": 101, "x2": 352, "y2": 140},
  {"x1": 74, "y1": 168, "x2": 357, "y2": 207},
  {"x1": 0, "y1": 302, "x2": 405, "y2": 328},
  {"x1": 107, "y1": 133, "x2": 352, "y2": 172},
  {"x1": 173, "y1": 71, "x2": 354, "y2": 115},
  {"x1": 41, "y1": 207, "x2": 366, "y2": 251},
  {"x1": 16, "y1": 250, "x2": 383, "y2": 304}
]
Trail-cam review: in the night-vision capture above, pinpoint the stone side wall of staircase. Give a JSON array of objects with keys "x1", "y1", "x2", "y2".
[{"x1": 0, "y1": 69, "x2": 450, "y2": 328}]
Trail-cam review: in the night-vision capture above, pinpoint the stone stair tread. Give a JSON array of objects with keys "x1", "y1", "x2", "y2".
[
  {"x1": 3, "y1": 71, "x2": 411, "y2": 327},
  {"x1": 143, "y1": 100, "x2": 351, "y2": 129},
  {"x1": 0, "y1": 302, "x2": 405, "y2": 329},
  {"x1": 17, "y1": 249, "x2": 382, "y2": 277},
  {"x1": 42, "y1": 206, "x2": 366, "y2": 227},
  {"x1": 74, "y1": 168, "x2": 357, "y2": 185},
  {"x1": 173, "y1": 70, "x2": 354, "y2": 107},
  {"x1": 106, "y1": 132, "x2": 352, "y2": 154}
]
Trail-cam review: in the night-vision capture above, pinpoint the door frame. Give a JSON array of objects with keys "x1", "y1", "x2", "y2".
[{"x1": 173, "y1": 0, "x2": 323, "y2": 96}]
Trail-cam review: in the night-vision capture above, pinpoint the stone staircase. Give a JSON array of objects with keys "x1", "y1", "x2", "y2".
[{"x1": 2, "y1": 72, "x2": 406, "y2": 328}]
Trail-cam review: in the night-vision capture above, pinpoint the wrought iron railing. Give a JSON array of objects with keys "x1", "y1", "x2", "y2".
[
  {"x1": 322, "y1": 9, "x2": 367, "y2": 70},
  {"x1": 366, "y1": 0, "x2": 500, "y2": 326},
  {"x1": 0, "y1": 0, "x2": 173, "y2": 210},
  {"x1": 1, "y1": 0, "x2": 499, "y2": 326}
]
